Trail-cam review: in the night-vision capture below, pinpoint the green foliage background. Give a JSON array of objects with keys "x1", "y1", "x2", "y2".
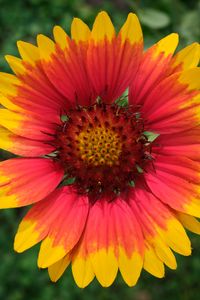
[{"x1": 0, "y1": 0, "x2": 200, "y2": 299}]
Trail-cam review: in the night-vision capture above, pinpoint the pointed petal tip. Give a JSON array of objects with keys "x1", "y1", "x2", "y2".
[
  {"x1": 4, "y1": 54, "x2": 11, "y2": 60},
  {"x1": 119, "y1": 12, "x2": 143, "y2": 45},
  {"x1": 48, "y1": 267, "x2": 61, "y2": 282},
  {"x1": 38, "y1": 240, "x2": 66, "y2": 269},
  {"x1": 94, "y1": 10, "x2": 113, "y2": 26},
  {"x1": 97, "y1": 11, "x2": 110, "y2": 18},
  {"x1": 53, "y1": 25, "x2": 70, "y2": 50},
  {"x1": 36, "y1": 34, "x2": 45, "y2": 45},
  {"x1": 53, "y1": 25, "x2": 60, "y2": 34},
  {"x1": 127, "y1": 12, "x2": 139, "y2": 20},
  {"x1": 91, "y1": 11, "x2": 115, "y2": 43},
  {"x1": 169, "y1": 33, "x2": 179, "y2": 45},
  {"x1": 37, "y1": 34, "x2": 55, "y2": 59},
  {"x1": 71, "y1": 17, "x2": 89, "y2": 29},
  {"x1": 53, "y1": 25, "x2": 66, "y2": 35},
  {"x1": 16, "y1": 40, "x2": 24, "y2": 48},
  {"x1": 37, "y1": 257, "x2": 47, "y2": 269},
  {"x1": 71, "y1": 17, "x2": 80, "y2": 24},
  {"x1": 17, "y1": 40, "x2": 38, "y2": 52},
  {"x1": 4, "y1": 54, "x2": 14, "y2": 63},
  {"x1": 48, "y1": 255, "x2": 71, "y2": 282},
  {"x1": 71, "y1": 17, "x2": 90, "y2": 42},
  {"x1": 17, "y1": 40, "x2": 25, "y2": 46},
  {"x1": 14, "y1": 242, "x2": 23, "y2": 253},
  {"x1": 37, "y1": 34, "x2": 51, "y2": 45}
]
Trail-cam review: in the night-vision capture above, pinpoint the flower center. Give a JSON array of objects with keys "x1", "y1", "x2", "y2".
[
  {"x1": 55, "y1": 103, "x2": 153, "y2": 201},
  {"x1": 76, "y1": 126, "x2": 122, "y2": 166}
]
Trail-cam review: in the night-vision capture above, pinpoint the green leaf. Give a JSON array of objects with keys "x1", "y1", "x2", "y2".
[
  {"x1": 136, "y1": 164, "x2": 143, "y2": 174},
  {"x1": 60, "y1": 177, "x2": 75, "y2": 186},
  {"x1": 129, "y1": 180, "x2": 135, "y2": 187},
  {"x1": 143, "y1": 131, "x2": 160, "y2": 142},
  {"x1": 138, "y1": 8, "x2": 171, "y2": 29},
  {"x1": 61, "y1": 115, "x2": 69, "y2": 122},
  {"x1": 179, "y1": 11, "x2": 200, "y2": 43}
]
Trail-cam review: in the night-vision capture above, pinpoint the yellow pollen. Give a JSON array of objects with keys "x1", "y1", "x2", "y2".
[{"x1": 77, "y1": 126, "x2": 122, "y2": 166}]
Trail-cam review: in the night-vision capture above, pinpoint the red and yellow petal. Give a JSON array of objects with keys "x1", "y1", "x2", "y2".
[
  {"x1": 141, "y1": 68, "x2": 200, "y2": 133},
  {"x1": 37, "y1": 190, "x2": 89, "y2": 268},
  {"x1": 0, "y1": 69, "x2": 62, "y2": 141},
  {"x1": 14, "y1": 188, "x2": 65, "y2": 252},
  {"x1": 87, "y1": 12, "x2": 143, "y2": 103},
  {"x1": 129, "y1": 33, "x2": 178, "y2": 106},
  {"x1": 4, "y1": 42, "x2": 68, "y2": 115},
  {"x1": 14, "y1": 187, "x2": 89, "y2": 260},
  {"x1": 145, "y1": 156, "x2": 200, "y2": 217},
  {"x1": 131, "y1": 188, "x2": 191, "y2": 273},
  {"x1": 71, "y1": 18, "x2": 90, "y2": 44},
  {"x1": 166, "y1": 42, "x2": 200, "y2": 75},
  {"x1": 37, "y1": 24, "x2": 94, "y2": 106},
  {"x1": 81, "y1": 201, "x2": 118, "y2": 287},
  {"x1": 72, "y1": 199, "x2": 144, "y2": 287},
  {"x1": 0, "y1": 158, "x2": 64, "y2": 208},
  {"x1": 71, "y1": 234, "x2": 95, "y2": 288},
  {"x1": 0, "y1": 108, "x2": 57, "y2": 141},
  {"x1": 0, "y1": 126, "x2": 54, "y2": 156}
]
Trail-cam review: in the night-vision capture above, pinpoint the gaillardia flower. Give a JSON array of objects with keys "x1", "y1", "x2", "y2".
[{"x1": 0, "y1": 11, "x2": 200, "y2": 287}]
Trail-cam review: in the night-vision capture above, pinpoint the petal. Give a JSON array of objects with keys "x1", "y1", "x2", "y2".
[
  {"x1": 71, "y1": 235, "x2": 95, "y2": 288},
  {"x1": 14, "y1": 188, "x2": 67, "y2": 252},
  {"x1": 119, "y1": 13, "x2": 143, "y2": 45},
  {"x1": 17, "y1": 41, "x2": 40, "y2": 64},
  {"x1": 118, "y1": 247, "x2": 143, "y2": 287},
  {"x1": 53, "y1": 26, "x2": 69, "y2": 50},
  {"x1": 5, "y1": 44, "x2": 68, "y2": 115},
  {"x1": 75, "y1": 201, "x2": 118, "y2": 287},
  {"x1": 145, "y1": 156, "x2": 200, "y2": 217},
  {"x1": 150, "y1": 236, "x2": 177, "y2": 270},
  {"x1": 143, "y1": 243, "x2": 165, "y2": 278},
  {"x1": 0, "y1": 108, "x2": 57, "y2": 141},
  {"x1": 72, "y1": 199, "x2": 144, "y2": 287},
  {"x1": 159, "y1": 218, "x2": 191, "y2": 255},
  {"x1": 87, "y1": 12, "x2": 143, "y2": 103},
  {"x1": 154, "y1": 127, "x2": 200, "y2": 161},
  {"x1": 38, "y1": 190, "x2": 89, "y2": 268},
  {"x1": 37, "y1": 34, "x2": 55, "y2": 61},
  {"x1": 91, "y1": 11, "x2": 115, "y2": 43},
  {"x1": 0, "y1": 158, "x2": 63, "y2": 208},
  {"x1": 176, "y1": 212, "x2": 200, "y2": 234},
  {"x1": 0, "y1": 72, "x2": 21, "y2": 102},
  {"x1": 129, "y1": 33, "x2": 178, "y2": 106},
  {"x1": 141, "y1": 68, "x2": 200, "y2": 134},
  {"x1": 71, "y1": 18, "x2": 91, "y2": 43},
  {"x1": 0, "y1": 69, "x2": 64, "y2": 142},
  {"x1": 167, "y1": 43, "x2": 200, "y2": 74},
  {"x1": 37, "y1": 28, "x2": 93, "y2": 106},
  {"x1": 5, "y1": 55, "x2": 26, "y2": 76},
  {"x1": 89, "y1": 248, "x2": 118, "y2": 287},
  {"x1": 0, "y1": 126, "x2": 54, "y2": 156},
  {"x1": 84, "y1": 202, "x2": 118, "y2": 287},
  {"x1": 131, "y1": 188, "x2": 191, "y2": 268},
  {"x1": 48, "y1": 254, "x2": 71, "y2": 282}
]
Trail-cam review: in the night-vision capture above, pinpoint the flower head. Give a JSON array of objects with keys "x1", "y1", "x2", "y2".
[{"x1": 0, "y1": 11, "x2": 200, "y2": 287}]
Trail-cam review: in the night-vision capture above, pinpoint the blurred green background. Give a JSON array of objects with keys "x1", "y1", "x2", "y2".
[{"x1": 0, "y1": 0, "x2": 200, "y2": 299}]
